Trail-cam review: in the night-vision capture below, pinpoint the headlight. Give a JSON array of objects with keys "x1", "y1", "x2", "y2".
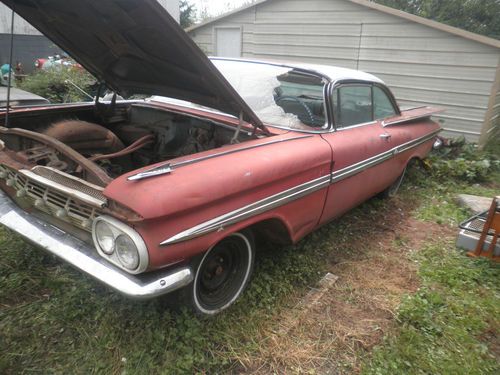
[
  {"x1": 115, "y1": 234, "x2": 139, "y2": 270},
  {"x1": 95, "y1": 221, "x2": 115, "y2": 254},
  {"x1": 92, "y1": 216, "x2": 149, "y2": 274}
]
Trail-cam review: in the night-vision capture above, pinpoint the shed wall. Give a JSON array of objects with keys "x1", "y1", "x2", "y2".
[
  {"x1": 189, "y1": 0, "x2": 500, "y2": 141},
  {"x1": 0, "y1": 4, "x2": 41, "y2": 35}
]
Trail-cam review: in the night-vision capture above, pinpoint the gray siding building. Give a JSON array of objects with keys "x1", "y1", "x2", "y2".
[{"x1": 188, "y1": 0, "x2": 500, "y2": 142}]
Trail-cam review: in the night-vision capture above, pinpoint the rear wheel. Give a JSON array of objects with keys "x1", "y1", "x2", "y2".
[{"x1": 189, "y1": 230, "x2": 255, "y2": 315}]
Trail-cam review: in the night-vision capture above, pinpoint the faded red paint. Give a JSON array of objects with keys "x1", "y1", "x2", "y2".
[{"x1": 100, "y1": 105, "x2": 441, "y2": 271}]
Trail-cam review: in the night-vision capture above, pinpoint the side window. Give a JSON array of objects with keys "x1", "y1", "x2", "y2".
[
  {"x1": 335, "y1": 85, "x2": 372, "y2": 127},
  {"x1": 373, "y1": 86, "x2": 397, "y2": 120}
]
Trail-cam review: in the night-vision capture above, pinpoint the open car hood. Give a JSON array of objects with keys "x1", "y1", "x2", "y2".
[{"x1": 2, "y1": 0, "x2": 266, "y2": 131}]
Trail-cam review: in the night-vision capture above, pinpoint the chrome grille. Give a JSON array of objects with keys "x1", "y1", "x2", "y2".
[
  {"x1": 0, "y1": 164, "x2": 102, "y2": 232},
  {"x1": 31, "y1": 166, "x2": 106, "y2": 201}
]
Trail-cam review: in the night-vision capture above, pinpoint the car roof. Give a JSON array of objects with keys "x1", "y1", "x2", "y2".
[{"x1": 209, "y1": 57, "x2": 384, "y2": 84}]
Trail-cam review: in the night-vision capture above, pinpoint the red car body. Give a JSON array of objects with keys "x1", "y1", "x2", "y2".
[{"x1": 0, "y1": 0, "x2": 441, "y2": 314}]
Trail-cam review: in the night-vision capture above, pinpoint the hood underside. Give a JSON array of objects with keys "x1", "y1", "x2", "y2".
[{"x1": 1, "y1": 0, "x2": 266, "y2": 131}]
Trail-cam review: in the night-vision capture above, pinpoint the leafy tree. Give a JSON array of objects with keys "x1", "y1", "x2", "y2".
[
  {"x1": 180, "y1": 0, "x2": 196, "y2": 28},
  {"x1": 374, "y1": 0, "x2": 500, "y2": 39}
]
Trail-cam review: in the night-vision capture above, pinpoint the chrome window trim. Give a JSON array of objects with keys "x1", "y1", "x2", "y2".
[
  {"x1": 333, "y1": 120, "x2": 378, "y2": 132},
  {"x1": 160, "y1": 129, "x2": 441, "y2": 246},
  {"x1": 328, "y1": 80, "x2": 401, "y2": 132}
]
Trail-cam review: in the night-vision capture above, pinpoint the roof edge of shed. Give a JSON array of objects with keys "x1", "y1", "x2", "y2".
[{"x1": 186, "y1": 0, "x2": 500, "y2": 49}]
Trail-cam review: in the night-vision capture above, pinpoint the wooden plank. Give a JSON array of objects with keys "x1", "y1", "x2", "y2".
[
  {"x1": 251, "y1": 33, "x2": 361, "y2": 48},
  {"x1": 360, "y1": 49, "x2": 498, "y2": 68},
  {"x1": 258, "y1": 0, "x2": 363, "y2": 12},
  {"x1": 360, "y1": 35, "x2": 496, "y2": 53},
  {"x1": 254, "y1": 22, "x2": 362, "y2": 35},
  {"x1": 374, "y1": 73, "x2": 494, "y2": 94},
  {"x1": 391, "y1": 86, "x2": 488, "y2": 108},
  {"x1": 360, "y1": 60, "x2": 497, "y2": 81},
  {"x1": 244, "y1": 52, "x2": 356, "y2": 69},
  {"x1": 246, "y1": 43, "x2": 360, "y2": 60},
  {"x1": 256, "y1": 10, "x2": 400, "y2": 23},
  {"x1": 479, "y1": 57, "x2": 500, "y2": 146}
]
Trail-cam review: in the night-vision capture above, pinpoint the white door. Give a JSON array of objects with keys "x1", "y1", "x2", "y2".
[{"x1": 215, "y1": 28, "x2": 241, "y2": 57}]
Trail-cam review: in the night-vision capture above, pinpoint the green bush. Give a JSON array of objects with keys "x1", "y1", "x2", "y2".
[
  {"x1": 19, "y1": 67, "x2": 96, "y2": 103},
  {"x1": 428, "y1": 137, "x2": 500, "y2": 183}
]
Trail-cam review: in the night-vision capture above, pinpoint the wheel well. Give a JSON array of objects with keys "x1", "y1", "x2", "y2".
[
  {"x1": 407, "y1": 156, "x2": 423, "y2": 168},
  {"x1": 248, "y1": 218, "x2": 293, "y2": 245}
]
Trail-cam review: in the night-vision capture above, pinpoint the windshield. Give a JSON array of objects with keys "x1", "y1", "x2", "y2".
[{"x1": 211, "y1": 60, "x2": 327, "y2": 129}]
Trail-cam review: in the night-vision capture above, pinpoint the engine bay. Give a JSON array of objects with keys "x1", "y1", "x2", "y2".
[{"x1": 0, "y1": 103, "x2": 255, "y2": 186}]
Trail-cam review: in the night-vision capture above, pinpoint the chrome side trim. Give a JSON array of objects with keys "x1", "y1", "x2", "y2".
[
  {"x1": 331, "y1": 129, "x2": 441, "y2": 182},
  {"x1": 128, "y1": 135, "x2": 314, "y2": 181},
  {"x1": 331, "y1": 149, "x2": 393, "y2": 183},
  {"x1": 160, "y1": 130, "x2": 440, "y2": 246},
  {"x1": 0, "y1": 190, "x2": 193, "y2": 299},
  {"x1": 161, "y1": 174, "x2": 331, "y2": 245},
  {"x1": 396, "y1": 129, "x2": 441, "y2": 154}
]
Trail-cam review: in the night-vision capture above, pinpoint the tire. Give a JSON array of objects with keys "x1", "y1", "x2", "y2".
[
  {"x1": 379, "y1": 166, "x2": 407, "y2": 198},
  {"x1": 187, "y1": 230, "x2": 255, "y2": 315}
]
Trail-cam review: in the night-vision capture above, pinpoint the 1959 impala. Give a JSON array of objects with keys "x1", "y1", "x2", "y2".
[{"x1": 0, "y1": 0, "x2": 441, "y2": 314}]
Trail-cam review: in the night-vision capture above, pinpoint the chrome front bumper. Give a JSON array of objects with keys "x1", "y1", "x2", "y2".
[{"x1": 0, "y1": 190, "x2": 193, "y2": 299}]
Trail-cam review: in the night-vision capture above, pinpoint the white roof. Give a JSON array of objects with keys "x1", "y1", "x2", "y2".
[{"x1": 210, "y1": 57, "x2": 384, "y2": 84}]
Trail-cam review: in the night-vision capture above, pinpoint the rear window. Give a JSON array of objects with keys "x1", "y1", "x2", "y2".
[{"x1": 213, "y1": 59, "x2": 327, "y2": 129}]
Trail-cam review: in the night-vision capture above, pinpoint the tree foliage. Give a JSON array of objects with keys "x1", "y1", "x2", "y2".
[
  {"x1": 374, "y1": 0, "x2": 500, "y2": 39},
  {"x1": 180, "y1": 0, "x2": 196, "y2": 28}
]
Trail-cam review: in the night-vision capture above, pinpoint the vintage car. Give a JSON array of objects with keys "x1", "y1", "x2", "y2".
[{"x1": 0, "y1": 0, "x2": 441, "y2": 315}]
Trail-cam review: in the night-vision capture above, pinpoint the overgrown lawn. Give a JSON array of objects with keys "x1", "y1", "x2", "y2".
[{"x1": 1, "y1": 145, "x2": 499, "y2": 374}]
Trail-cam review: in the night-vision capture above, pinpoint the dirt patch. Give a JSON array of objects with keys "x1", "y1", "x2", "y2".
[
  {"x1": 240, "y1": 198, "x2": 456, "y2": 374},
  {"x1": 480, "y1": 327, "x2": 500, "y2": 362}
]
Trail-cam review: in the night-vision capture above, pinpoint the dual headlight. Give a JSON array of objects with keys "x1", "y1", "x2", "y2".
[{"x1": 92, "y1": 216, "x2": 149, "y2": 274}]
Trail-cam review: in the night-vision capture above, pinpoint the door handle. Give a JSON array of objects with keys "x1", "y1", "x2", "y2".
[{"x1": 380, "y1": 133, "x2": 391, "y2": 140}]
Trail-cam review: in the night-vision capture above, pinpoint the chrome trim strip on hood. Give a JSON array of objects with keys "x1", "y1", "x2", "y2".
[
  {"x1": 128, "y1": 135, "x2": 314, "y2": 181},
  {"x1": 160, "y1": 129, "x2": 440, "y2": 246},
  {"x1": 0, "y1": 190, "x2": 193, "y2": 299}
]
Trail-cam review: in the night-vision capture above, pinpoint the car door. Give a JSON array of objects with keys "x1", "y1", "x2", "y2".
[{"x1": 318, "y1": 82, "x2": 400, "y2": 225}]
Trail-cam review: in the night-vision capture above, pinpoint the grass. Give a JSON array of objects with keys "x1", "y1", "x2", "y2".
[
  {"x1": 362, "y1": 241, "x2": 499, "y2": 375},
  {"x1": 1, "y1": 147, "x2": 499, "y2": 373},
  {"x1": 360, "y1": 163, "x2": 500, "y2": 375},
  {"x1": 0, "y1": 222, "x2": 328, "y2": 373}
]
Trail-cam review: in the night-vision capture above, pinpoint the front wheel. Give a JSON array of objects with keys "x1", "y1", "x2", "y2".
[{"x1": 189, "y1": 230, "x2": 255, "y2": 315}]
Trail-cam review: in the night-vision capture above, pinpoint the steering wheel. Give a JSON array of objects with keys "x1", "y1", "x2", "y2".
[{"x1": 275, "y1": 95, "x2": 315, "y2": 125}]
